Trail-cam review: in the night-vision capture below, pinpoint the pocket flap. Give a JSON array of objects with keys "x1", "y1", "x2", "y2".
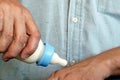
[{"x1": 98, "y1": 0, "x2": 120, "y2": 15}]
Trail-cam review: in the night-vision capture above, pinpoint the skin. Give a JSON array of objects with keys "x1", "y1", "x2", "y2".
[
  {"x1": 1, "y1": 0, "x2": 120, "y2": 80},
  {"x1": 0, "y1": 0, "x2": 40, "y2": 61},
  {"x1": 48, "y1": 47, "x2": 120, "y2": 80}
]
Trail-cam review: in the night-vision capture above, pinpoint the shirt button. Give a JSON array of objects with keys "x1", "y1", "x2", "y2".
[
  {"x1": 70, "y1": 60, "x2": 76, "y2": 65},
  {"x1": 72, "y1": 17, "x2": 78, "y2": 23}
]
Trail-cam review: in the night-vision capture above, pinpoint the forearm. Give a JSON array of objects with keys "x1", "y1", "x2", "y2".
[{"x1": 95, "y1": 47, "x2": 120, "y2": 75}]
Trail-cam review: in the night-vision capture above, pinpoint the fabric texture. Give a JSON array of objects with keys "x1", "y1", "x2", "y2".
[{"x1": 0, "y1": 0, "x2": 120, "y2": 80}]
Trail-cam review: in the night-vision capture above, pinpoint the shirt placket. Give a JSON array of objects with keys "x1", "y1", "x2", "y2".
[{"x1": 67, "y1": 0, "x2": 83, "y2": 65}]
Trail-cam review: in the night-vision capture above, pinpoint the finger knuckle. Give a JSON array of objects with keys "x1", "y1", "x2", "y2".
[
  {"x1": 23, "y1": 7, "x2": 30, "y2": 14},
  {"x1": 0, "y1": 2, "x2": 11, "y2": 11},
  {"x1": 12, "y1": 6, "x2": 23, "y2": 16},
  {"x1": 16, "y1": 35, "x2": 27, "y2": 46},
  {"x1": 27, "y1": 46, "x2": 36, "y2": 55},
  {"x1": 16, "y1": 7, "x2": 30, "y2": 17},
  {"x1": 0, "y1": 9, "x2": 4, "y2": 20},
  {"x1": 7, "y1": 53, "x2": 17, "y2": 58},
  {"x1": 19, "y1": 36, "x2": 27, "y2": 43},
  {"x1": 15, "y1": 7, "x2": 22, "y2": 14},
  {"x1": 34, "y1": 31, "x2": 41, "y2": 39},
  {"x1": 5, "y1": 32, "x2": 13, "y2": 40},
  {"x1": 23, "y1": 9, "x2": 33, "y2": 19},
  {"x1": 0, "y1": 42, "x2": 7, "y2": 52},
  {"x1": 0, "y1": 34, "x2": 13, "y2": 52},
  {"x1": 0, "y1": 32, "x2": 13, "y2": 51},
  {"x1": 0, "y1": 47, "x2": 6, "y2": 52}
]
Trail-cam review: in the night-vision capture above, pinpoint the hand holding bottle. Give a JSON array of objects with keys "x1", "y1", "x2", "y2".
[
  {"x1": 0, "y1": 0, "x2": 40, "y2": 61},
  {"x1": 17, "y1": 40, "x2": 68, "y2": 67}
]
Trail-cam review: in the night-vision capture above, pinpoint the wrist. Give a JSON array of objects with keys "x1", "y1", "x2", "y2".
[
  {"x1": 93, "y1": 54, "x2": 116, "y2": 77},
  {"x1": 105, "y1": 47, "x2": 120, "y2": 72},
  {"x1": 96, "y1": 55, "x2": 114, "y2": 77},
  {"x1": 96, "y1": 47, "x2": 120, "y2": 76}
]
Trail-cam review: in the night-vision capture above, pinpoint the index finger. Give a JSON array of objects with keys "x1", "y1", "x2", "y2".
[{"x1": 20, "y1": 11, "x2": 40, "y2": 59}]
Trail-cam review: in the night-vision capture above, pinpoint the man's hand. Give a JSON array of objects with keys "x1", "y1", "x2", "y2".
[
  {"x1": 48, "y1": 47, "x2": 120, "y2": 80},
  {"x1": 0, "y1": 0, "x2": 40, "y2": 61},
  {"x1": 48, "y1": 56, "x2": 112, "y2": 80}
]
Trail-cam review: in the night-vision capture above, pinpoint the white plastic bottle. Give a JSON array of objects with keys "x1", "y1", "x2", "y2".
[{"x1": 17, "y1": 40, "x2": 67, "y2": 67}]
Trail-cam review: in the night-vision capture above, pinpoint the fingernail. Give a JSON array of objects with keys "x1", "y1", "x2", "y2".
[{"x1": 3, "y1": 58, "x2": 9, "y2": 62}]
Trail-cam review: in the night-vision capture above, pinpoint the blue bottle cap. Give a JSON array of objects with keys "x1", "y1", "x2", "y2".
[{"x1": 36, "y1": 43, "x2": 54, "y2": 67}]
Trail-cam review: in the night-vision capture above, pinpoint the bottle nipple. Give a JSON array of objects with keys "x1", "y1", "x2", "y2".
[
  {"x1": 50, "y1": 52, "x2": 67, "y2": 66},
  {"x1": 36, "y1": 43, "x2": 68, "y2": 67}
]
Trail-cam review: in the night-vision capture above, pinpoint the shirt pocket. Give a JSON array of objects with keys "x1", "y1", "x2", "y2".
[{"x1": 98, "y1": 0, "x2": 120, "y2": 15}]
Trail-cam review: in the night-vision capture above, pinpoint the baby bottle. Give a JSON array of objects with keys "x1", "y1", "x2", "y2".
[{"x1": 17, "y1": 40, "x2": 67, "y2": 67}]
